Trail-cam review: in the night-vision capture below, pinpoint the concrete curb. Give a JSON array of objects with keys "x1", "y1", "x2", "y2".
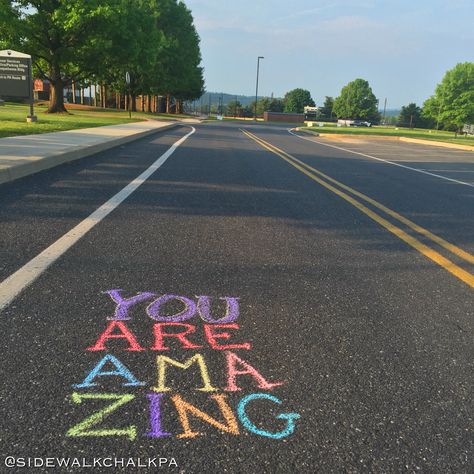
[
  {"x1": 399, "y1": 136, "x2": 474, "y2": 152},
  {"x1": 0, "y1": 122, "x2": 180, "y2": 185}
]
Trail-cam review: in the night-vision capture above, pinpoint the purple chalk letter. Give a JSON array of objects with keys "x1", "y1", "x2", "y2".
[
  {"x1": 146, "y1": 393, "x2": 171, "y2": 438},
  {"x1": 147, "y1": 295, "x2": 197, "y2": 322},
  {"x1": 197, "y1": 296, "x2": 240, "y2": 323},
  {"x1": 105, "y1": 289, "x2": 155, "y2": 321}
]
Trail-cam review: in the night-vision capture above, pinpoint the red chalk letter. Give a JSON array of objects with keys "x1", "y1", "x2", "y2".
[
  {"x1": 151, "y1": 323, "x2": 202, "y2": 350},
  {"x1": 204, "y1": 324, "x2": 251, "y2": 350},
  {"x1": 87, "y1": 321, "x2": 145, "y2": 351},
  {"x1": 224, "y1": 351, "x2": 284, "y2": 392}
]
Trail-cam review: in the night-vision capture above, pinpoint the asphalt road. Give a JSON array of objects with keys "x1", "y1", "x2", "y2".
[{"x1": 0, "y1": 122, "x2": 473, "y2": 473}]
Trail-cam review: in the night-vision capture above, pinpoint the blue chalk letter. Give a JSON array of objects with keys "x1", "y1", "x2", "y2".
[
  {"x1": 73, "y1": 354, "x2": 145, "y2": 388},
  {"x1": 238, "y1": 393, "x2": 300, "y2": 439}
]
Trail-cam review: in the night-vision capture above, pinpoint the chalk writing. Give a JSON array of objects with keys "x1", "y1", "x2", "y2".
[{"x1": 68, "y1": 291, "x2": 300, "y2": 440}]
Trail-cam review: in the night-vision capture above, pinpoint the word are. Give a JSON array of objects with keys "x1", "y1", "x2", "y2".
[{"x1": 87, "y1": 321, "x2": 250, "y2": 351}]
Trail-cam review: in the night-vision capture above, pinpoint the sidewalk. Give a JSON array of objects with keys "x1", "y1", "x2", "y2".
[{"x1": 0, "y1": 120, "x2": 180, "y2": 185}]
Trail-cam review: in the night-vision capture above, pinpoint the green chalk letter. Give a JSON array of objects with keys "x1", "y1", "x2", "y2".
[{"x1": 67, "y1": 392, "x2": 136, "y2": 440}]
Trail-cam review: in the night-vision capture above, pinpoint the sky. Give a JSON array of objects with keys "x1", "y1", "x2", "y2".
[{"x1": 185, "y1": 0, "x2": 474, "y2": 108}]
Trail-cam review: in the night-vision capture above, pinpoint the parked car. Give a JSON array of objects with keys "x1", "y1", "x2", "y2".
[{"x1": 349, "y1": 120, "x2": 371, "y2": 127}]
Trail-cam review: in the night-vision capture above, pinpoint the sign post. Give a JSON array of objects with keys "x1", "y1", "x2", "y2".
[{"x1": 0, "y1": 49, "x2": 37, "y2": 122}]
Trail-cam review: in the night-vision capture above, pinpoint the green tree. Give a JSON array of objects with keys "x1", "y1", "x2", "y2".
[
  {"x1": 1, "y1": 1, "x2": 120, "y2": 112},
  {"x1": 226, "y1": 100, "x2": 242, "y2": 116},
  {"x1": 398, "y1": 103, "x2": 422, "y2": 128},
  {"x1": 268, "y1": 98, "x2": 284, "y2": 112},
  {"x1": 252, "y1": 97, "x2": 284, "y2": 114},
  {"x1": 283, "y1": 88, "x2": 315, "y2": 113},
  {"x1": 155, "y1": 0, "x2": 204, "y2": 113},
  {"x1": 0, "y1": 0, "x2": 20, "y2": 50},
  {"x1": 333, "y1": 79, "x2": 380, "y2": 122},
  {"x1": 92, "y1": 0, "x2": 163, "y2": 112},
  {"x1": 422, "y1": 62, "x2": 474, "y2": 132},
  {"x1": 319, "y1": 96, "x2": 334, "y2": 120},
  {"x1": 0, "y1": 0, "x2": 204, "y2": 114}
]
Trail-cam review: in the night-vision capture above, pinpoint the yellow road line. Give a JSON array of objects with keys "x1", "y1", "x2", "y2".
[
  {"x1": 241, "y1": 129, "x2": 474, "y2": 288},
  {"x1": 244, "y1": 132, "x2": 474, "y2": 264},
  {"x1": 244, "y1": 129, "x2": 474, "y2": 265}
]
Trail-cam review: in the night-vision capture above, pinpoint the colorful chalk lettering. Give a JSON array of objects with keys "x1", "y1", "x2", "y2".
[
  {"x1": 105, "y1": 291, "x2": 241, "y2": 323},
  {"x1": 237, "y1": 393, "x2": 301, "y2": 439},
  {"x1": 204, "y1": 324, "x2": 251, "y2": 350},
  {"x1": 87, "y1": 321, "x2": 145, "y2": 351},
  {"x1": 224, "y1": 351, "x2": 284, "y2": 391},
  {"x1": 145, "y1": 393, "x2": 172, "y2": 438},
  {"x1": 147, "y1": 294, "x2": 197, "y2": 322},
  {"x1": 151, "y1": 322, "x2": 203, "y2": 350},
  {"x1": 197, "y1": 296, "x2": 240, "y2": 323},
  {"x1": 68, "y1": 290, "x2": 301, "y2": 440},
  {"x1": 67, "y1": 393, "x2": 136, "y2": 440},
  {"x1": 73, "y1": 354, "x2": 144, "y2": 388},
  {"x1": 105, "y1": 289, "x2": 155, "y2": 321},
  {"x1": 152, "y1": 354, "x2": 217, "y2": 393},
  {"x1": 172, "y1": 394, "x2": 240, "y2": 439}
]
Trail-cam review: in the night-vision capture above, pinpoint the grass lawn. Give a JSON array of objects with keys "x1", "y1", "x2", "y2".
[
  {"x1": 0, "y1": 102, "x2": 188, "y2": 138},
  {"x1": 301, "y1": 124, "x2": 474, "y2": 147}
]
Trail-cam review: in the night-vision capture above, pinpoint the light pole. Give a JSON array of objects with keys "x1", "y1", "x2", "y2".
[{"x1": 254, "y1": 56, "x2": 264, "y2": 121}]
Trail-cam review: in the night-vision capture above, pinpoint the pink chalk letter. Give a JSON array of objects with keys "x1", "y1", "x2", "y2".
[{"x1": 224, "y1": 351, "x2": 284, "y2": 392}]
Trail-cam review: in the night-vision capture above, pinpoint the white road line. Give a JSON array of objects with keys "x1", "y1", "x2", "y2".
[
  {"x1": 0, "y1": 126, "x2": 195, "y2": 312},
  {"x1": 288, "y1": 129, "x2": 474, "y2": 188}
]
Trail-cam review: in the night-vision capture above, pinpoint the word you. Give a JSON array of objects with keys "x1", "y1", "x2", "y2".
[{"x1": 67, "y1": 290, "x2": 301, "y2": 440}]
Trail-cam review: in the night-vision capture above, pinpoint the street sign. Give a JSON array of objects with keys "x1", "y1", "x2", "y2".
[
  {"x1": 0, "y1": 50, "x2": 37, "y2": 121},
  {"x1": 0, "y1": 50, "x2": 31, "y2": 99},
  {"x1": 125, "y1": 71, "x2": 130, "y2": 85}
]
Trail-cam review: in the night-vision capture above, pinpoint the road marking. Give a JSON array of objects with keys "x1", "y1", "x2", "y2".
[
  {"x1": 251, "y1": 131, "x2": 474, "y2": 266},
  {"x1": 242, "y1": 129, "x2": 474, "y2": 288},
  {"x1": 0, "y1": 127, "x2": 195, "y2": 312},
  {"x1": 288, "y1": 129, "x2": 474, "y2": 188}
]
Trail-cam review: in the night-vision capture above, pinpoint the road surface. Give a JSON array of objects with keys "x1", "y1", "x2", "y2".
[{"x1": 0, "y1": 122, "x2": 473, "y2": 473}]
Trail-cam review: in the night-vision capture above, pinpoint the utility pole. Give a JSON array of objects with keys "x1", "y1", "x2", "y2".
[
  {"x1": 382, "y1": 98, "x2": 387, "y2": 125},
  {"x1": 254, "y1": 56, "x2": 264, "y2": 121},
  {"x1": 208, "y1": 93, "x2": 211, "y2": 116}
]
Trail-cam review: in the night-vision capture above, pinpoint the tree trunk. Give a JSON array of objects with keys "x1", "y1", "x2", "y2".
[
  {"x1": 147, "y1": 95, "x2": 152, "y2": 113},
  {"x1": 72, "y1": 81, "x2": 76, "y2": 104},
  {"x1": 166, "y1": 95, "x2": 171, "y2": 114},
  {"x1": 80, "y1": 87, "x2": 84, "y2": 105},
  {"x1": 141, "y1": 95, "x2": 145, "y2": 112},
  {"x1": 48, "y1": 79, "x2": 67, "y2": 113},
  {"x1": 47, "y1": 60, "x2": 67, "y2": 113},
  {"x1": 101, "y1": 85, "x2": 106, "y2": 108}
]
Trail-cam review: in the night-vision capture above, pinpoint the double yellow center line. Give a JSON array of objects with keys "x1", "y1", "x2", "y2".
[{"x1": 241, "y1": 128, "x2": 474, "y2": 288}]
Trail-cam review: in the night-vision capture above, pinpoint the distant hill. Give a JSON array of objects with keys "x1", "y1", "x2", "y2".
[
  {"x1": 197, "y1": 92, "x2": 280, "y2": 107},
  {"x1": 382, "y1": 108, "x2": 400, "y2": 117},
  {"x1": 189, "y1": 93, "x2": 401, "y2": 118}
]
